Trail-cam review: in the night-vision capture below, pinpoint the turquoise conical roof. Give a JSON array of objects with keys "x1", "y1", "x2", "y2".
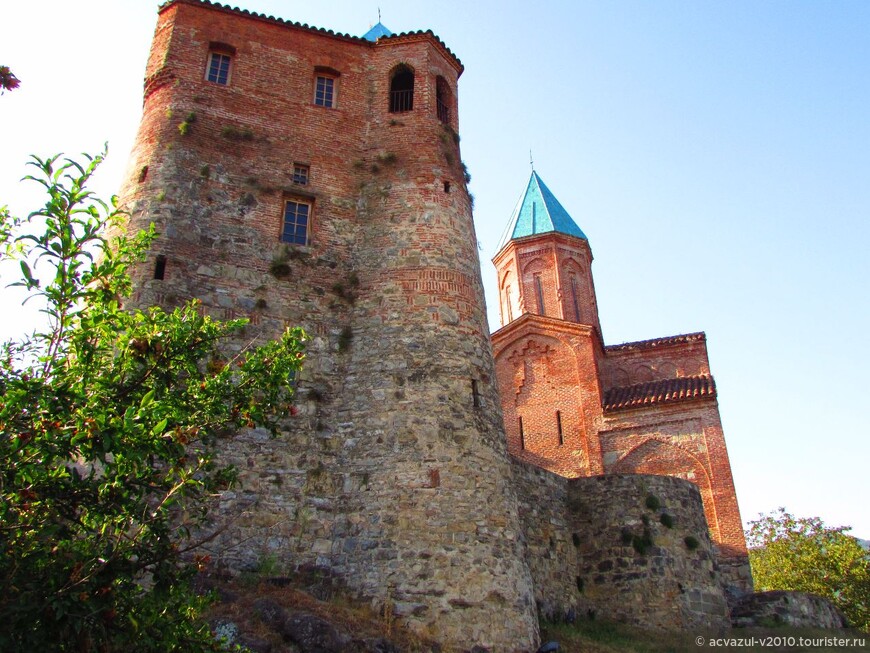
[
  {"x1": 496, "y1": 171, "x2": 587, "y2": 251},
  {"x1": 362, "y1": 22, "x2": 393, "y2": 41}
]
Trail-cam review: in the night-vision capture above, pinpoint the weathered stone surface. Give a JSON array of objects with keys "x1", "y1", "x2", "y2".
[
  {"x1": 237, "y1": 634, "x2": 273, "y2": 653},
  {"x1": 730, "y1": 591, "x2": 848, "y2": 629},
  {"x1": 569, "y1": 474, "x2": 731, "y2": 632},
  {"x1": 252, "y1": 597, "x2": 288, "y2": 631},
  {"x1": 282, "y1": 612, "x2": 350, "y2": 652}
]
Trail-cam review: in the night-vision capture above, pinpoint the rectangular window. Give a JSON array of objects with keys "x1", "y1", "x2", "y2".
[
  {"x1": 471, "y1": 379, "x2": 481, "y2": 407},
  {"x1": 293, "y1": 164, "x2": 309, "y2": 185},
  {"x1": 153, "y1": 254, "x2": 167, "y2": 280},
  {"x1": 281, "y1": 200, "x2": 310, "y2": 245},
  {"x1": 206, "y1": 52, "x2": 232, "y2": 85},
  {"x1": 314, "y1": 75, "x2": 335, "y2": 107}
]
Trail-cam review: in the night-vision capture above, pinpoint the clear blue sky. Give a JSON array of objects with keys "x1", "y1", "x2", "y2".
[{"x1": 2, "y1": 1, "x2": 868, "y2": 538}]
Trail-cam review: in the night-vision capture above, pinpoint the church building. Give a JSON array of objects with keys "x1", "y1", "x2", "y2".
[{"x1": 491, "y1": 171, "x2": 750, "y2": 586}]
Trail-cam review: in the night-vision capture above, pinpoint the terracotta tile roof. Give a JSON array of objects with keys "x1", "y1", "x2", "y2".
[
  {"x1": 603, "y1": 375, "x2": 716, "y2": 412},
  {"x1": 163, "y1": 0, "x2": 463, "y2": 72},
  {"x1": 605, "y1": 332, "x2": 705, "y2": 353}
]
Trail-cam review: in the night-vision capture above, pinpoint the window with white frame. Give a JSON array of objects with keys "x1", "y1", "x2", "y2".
[
  {"x1": 281, "y1": 200, "x2": 311, "y2": 245},
  {"x1": 205, "y1": 44, "x2": 235, "y2": 85},
  {"x1": 314, "y1": 75, "x2": 335, "y2": 107}
]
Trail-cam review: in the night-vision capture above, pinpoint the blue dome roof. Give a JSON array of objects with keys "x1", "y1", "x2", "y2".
[
  {"x1": 496, "y1": 171, "x2": 587, "y2": 251},
  {"x1": 362, "y1": 22, "x2": 393, "y2": 41}
]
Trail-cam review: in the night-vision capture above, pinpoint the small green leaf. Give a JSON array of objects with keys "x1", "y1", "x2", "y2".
[{"x1": 140, "y1": 389, "x2": 155, "y2": 408}]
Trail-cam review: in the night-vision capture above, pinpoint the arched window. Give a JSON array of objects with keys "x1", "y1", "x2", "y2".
[
  {"x1": 389, "y1": 65, "x2": 414, "y2": 113},
  {"x1": 504, "y1": 284, "x2": 514, "y2": 323},
  {"x1": 435, "y1": 76, "x2": 451, "y2": 124}
]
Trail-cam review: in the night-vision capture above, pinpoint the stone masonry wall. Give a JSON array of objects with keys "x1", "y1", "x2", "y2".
[
  {"x1": 730, "y1": 591, "x2": 848, "y2": 630},
  {"x1": 117, "y1": 2, "x2": 539, "y2": 650},
  {"x1": 511, "y1": 460, "x2": 578, "y2": 620},
  {"x1": 568, "y1": 474, "x2": 731, "y2": 631}
]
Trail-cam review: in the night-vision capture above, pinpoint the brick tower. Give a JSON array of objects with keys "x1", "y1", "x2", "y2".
[
  {"x1": 491, "y1": 171, "x2": 752, "y2": 595},
  {"x1": 117, "y1": 1, "x2": 537, "y2": 648}
]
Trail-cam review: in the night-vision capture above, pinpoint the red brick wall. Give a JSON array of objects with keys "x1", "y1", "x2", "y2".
[
  {"x1": 493, "y1": 316, "x2": 605, "y2": 477},
  {"x1": 493, "y1": 233, "x2": 601, "y2": 334},
  {"x1": 601, "y1": 335, "x2": 711, "y2": 387}
]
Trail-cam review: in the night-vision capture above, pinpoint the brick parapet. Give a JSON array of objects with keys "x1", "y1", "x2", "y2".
[{"x1": 601, "y1": 333, "x2": 712, "y2": 389}]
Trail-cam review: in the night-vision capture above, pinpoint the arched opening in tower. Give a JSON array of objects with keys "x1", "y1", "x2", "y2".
[{"x1": 389, "y1": 65, "x2": 414, "y2": 112}]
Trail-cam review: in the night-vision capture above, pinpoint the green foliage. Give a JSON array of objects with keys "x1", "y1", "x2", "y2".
[
  {"x1": 747, "y1": 508, "x2": 870, "y2": 632},
  {"x1": 659, "y1": 513, "x2": 674, "y2": 529},
  {"x1": 0, "y1": 151, "x2": 305, "y2": 651},
  {"x1": 460, "y1": 161, "x2": 471, "y2": 185},
  {"x1": 220, "y1": 125, "x2": 254, "y2": 141},
  {"x1": 644, "y1": 494, "x2": 661, "y2": 511},
  {"x1": 338, "y1": 326, "x2": 353, "y2": 352},
  {"x1": 684, "y1": 535, "x2": 700, "y2": 550},
  {"x1": 376, "y1": 151, "x2": 397, "y2": 166},
  {"x1": 632, "y1": 531, "x2": 653, "y2": 556}
]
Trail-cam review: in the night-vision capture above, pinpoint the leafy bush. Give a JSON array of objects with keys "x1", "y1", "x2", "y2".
[
  {"x1": 0, "y1": 151, "x2": 305, "y2": 651},
  {"x1": 747, "y1": 508, "x2": 870, "y2": 632}
]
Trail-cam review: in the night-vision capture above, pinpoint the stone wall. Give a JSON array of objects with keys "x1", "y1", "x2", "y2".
[
  {"x1": 512, "y1": 460, "x2": 578, "y2": 620},
  {"x1": 567, "y1": 474, "x2": 731, "y2": 631},
  {"x1": 730, "y1": 591, "x2": 848, "y2": 629},
  {"x1": 512, "y1": 467, "x2": 736, "y2": 632}
]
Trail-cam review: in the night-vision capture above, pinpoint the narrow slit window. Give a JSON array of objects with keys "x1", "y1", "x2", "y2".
[
  {"x1": 436, "y1": 76, "x2": 451, "y2": 124},
  {"x1": 443, "y1": 180, "x2": 450, "y2": 193},
  {"x1": 281, "y1": 200, "x2": 311, "y2": 245},
  {"x1": 570, "y1": 276, "x2": 581, "y2": 322},
  {"x1": 556, "y1": 410, "x2": 563, "y2": 445},
  {"x1": 471, "y1": 379, "x2": 481, "y2": 407},
  {"x1": 534, "y1": 274, "x2": 545, "y2": 316},
  {"x1": 519, "y1": 416, "x2": 525, "y2": 450},
  {"x1": 153, "y1": 255, "x2": 167, "y2": 280},
  {"x1": 505, "y1": 285, "x2": 513, "y2": 322}
]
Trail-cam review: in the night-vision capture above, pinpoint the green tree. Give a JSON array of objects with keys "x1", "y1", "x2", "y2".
[
  {"x1": 747, "y1": 508, "x2": 870, "y2": 632},
  {"x1": 0, "y1": 151, "x2": 305, "y2": 651}
]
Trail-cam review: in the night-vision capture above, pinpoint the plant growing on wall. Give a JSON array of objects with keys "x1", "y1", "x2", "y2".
[{"x1": 0, "y1": 151, "x2": 305, "y2": 651}]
